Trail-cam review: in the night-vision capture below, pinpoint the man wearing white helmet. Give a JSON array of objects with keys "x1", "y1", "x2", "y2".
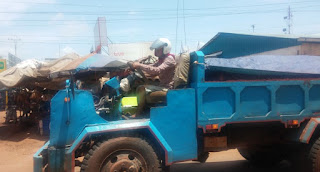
[
  {"x1": 132, "y1": 38, "x2": 176, "y2": 88},
  {"x1": 131, "y1": 38, "x2": 176, "y2": 116}
]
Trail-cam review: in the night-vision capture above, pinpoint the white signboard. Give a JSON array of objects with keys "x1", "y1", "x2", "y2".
[{"x1": 108, "y1": 42, "x2": 154, "y2": 61}]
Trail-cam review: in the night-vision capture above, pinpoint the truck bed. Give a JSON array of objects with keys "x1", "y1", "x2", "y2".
[{"x1": 191, "y1": 52, "x2": 320, "y2": 131}]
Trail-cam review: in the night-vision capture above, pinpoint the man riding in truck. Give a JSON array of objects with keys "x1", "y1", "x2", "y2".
[{"x1": 131, "y1": 38, "x2": 176, "y2": 117}]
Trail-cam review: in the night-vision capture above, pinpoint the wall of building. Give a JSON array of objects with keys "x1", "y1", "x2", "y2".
[
  {"x1": 300, "y1": 43, "x2": 320, "y2": 56},
  {"x1": 254, "y1": 45, "x2": 300, "y2": 56},
  {"x1": 108, "y1": 42, "x2": 153, "y2": 61}
]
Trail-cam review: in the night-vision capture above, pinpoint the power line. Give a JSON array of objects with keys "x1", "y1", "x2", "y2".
[
  {"x1": 283, "y1": 6, "x2": 293, "y2": 34},
  {"x1": 8, "y1": 36, "x2": 21, "y2": 56},
  {"x1": 183, "y1": 0, "x2": 187, "y2": 47},
  {"x1": 0, "y1": 0, "x2": 318, "y2": 13},
  {"x1": 175, "y1": 0, "x2": 179, "y2": 54},
  {"x1": 0, "y1": 9, "x2": 292, "y2": 27},
  {"x1": 0, "y1": 41, "x2": 92, "y2": 44},
  {"x1": 107, "y1": 36, "x2": 114, "y2": 44},
  {"x1": 1, "y1": 6, "x2": 318, "y2": 27},
  {"x1": 0, "y1": 1, "x2": 317, "y2": 16},
  {"x1": 0, "y1": 1, "x2": 102, "y2": 7}
]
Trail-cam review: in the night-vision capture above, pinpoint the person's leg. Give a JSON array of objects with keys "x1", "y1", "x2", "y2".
[
  {"x1": 146, "y1": 91, "x2": 167, "y2": 104},
  {"x1": 136, "y1": 85, "x2": 168, "y2": 118},
  {"x1": 136, "y1": 85, "x2": 146, "y2": 117}
]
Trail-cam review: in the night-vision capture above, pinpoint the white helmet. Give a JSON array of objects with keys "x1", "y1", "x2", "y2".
[{"x1": 150, "y1": 38, "x2": 171, "y2": 54}]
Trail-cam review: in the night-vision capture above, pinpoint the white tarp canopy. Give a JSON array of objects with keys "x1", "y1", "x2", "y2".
[
  {"x1": 0, "y1": 53, "x2": 79, "y2": 88},
  {"x1": 0, "y1": 59, "x2": 44, "y2": 88}
]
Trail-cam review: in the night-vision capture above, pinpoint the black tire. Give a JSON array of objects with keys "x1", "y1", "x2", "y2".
[
  {"x1": 80, "y1": 136, "x2": 162, "y2": 172},
  {"x1": 309, "y1": 137, "x2": 320, "y2": 172},
  {"x1": 238, "y1": 147, "x2": 284, "y2": 166}
]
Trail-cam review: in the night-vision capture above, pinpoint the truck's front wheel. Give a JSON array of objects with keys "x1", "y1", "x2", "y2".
[{"x1": 81, "y1": 136, "x2": 162, "y2": 172}]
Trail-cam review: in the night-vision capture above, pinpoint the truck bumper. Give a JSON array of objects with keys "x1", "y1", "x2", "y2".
[{"x1": 33, "y1": 141, "x2": 50, "y2": 172}]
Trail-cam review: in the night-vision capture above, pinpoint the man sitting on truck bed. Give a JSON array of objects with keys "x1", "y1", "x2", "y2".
[{"x1": 131, "y1": 38, "x2": 176, "y2": 117}]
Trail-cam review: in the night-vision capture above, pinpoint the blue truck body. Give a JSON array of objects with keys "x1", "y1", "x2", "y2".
[{"x1": 34, "y1": 51, "x2": 320, "y2": 172}]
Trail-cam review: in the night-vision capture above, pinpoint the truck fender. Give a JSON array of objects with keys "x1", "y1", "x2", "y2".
[
  {"x1": 300, "y1": 118, "x2": 320, "y2": 143},
  {"x1": 64, "y1": 120, "x2": 173, "y2": 172}
]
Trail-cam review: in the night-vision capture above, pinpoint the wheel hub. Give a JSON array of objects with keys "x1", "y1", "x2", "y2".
[{"x1": 104, "y1": 153, "x2": 144, "y2": 172}]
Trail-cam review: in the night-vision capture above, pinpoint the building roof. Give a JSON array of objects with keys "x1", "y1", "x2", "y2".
[
  {"x1": 298, "y1": 37, "x2": 320, "y2": 43},
  {"x1": 200, "y1": 32, "x2": 301, "y2": 58}
]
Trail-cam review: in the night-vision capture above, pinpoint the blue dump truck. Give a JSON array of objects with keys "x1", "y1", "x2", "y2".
[{"x1": 34, "y1": 51, "x2": 320, "y2": 172}]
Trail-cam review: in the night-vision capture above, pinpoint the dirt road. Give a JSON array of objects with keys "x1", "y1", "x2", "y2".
[
  {"x1": 0, "y1": 111, "x2": 294, "y2": 172},
  {"x1": 0, "y1": 111, "x2": 47, "y2": 172}
]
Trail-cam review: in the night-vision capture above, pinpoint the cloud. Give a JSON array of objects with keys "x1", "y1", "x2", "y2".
[
  {"x1": 0, "y1": 45, "x2": 14, "y2": 58},
  {"x1": 197, "y1": 41, "x2": 206, "y2": 50},
  {"x1": 62, "y1": 46, "x2": 77, "y2": 56},
  {"x1": 51, "y1": 13, "x2": 64, "y2": 22},
  {"x1": 311, "y1": 33, "x2": 320, "y2": 37},
  {"x1": 0, "y1": 3, "x2": 29, "y2": 25},
  {"x1": 0, "y1": 0, "x2": 57, "y2": 25},
  {"x1": 128, "y1": 11, "x2": 137, "y2": 15},
  {"x1": 56, "y1": 17, "x2": 91, "y2": 38}
]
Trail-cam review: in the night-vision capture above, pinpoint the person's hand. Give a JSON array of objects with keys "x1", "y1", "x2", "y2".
[
  {"x1": 124, "y1": 68, "x2": 131, "y2": 75},
  {"x1": 132, "y1": 62, "x2": 140, "y2": 69}
]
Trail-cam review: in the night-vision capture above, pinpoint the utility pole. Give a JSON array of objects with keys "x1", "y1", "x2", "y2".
[
  {"x1": 251, "y1": 25, "x2": 255, "y2": 33},
  {"x1": 8, "y1": 36, "x2": 21, "y2": 56},
  {"x1": 283, "y1": 6, "x2": 293, "y2": 34}
]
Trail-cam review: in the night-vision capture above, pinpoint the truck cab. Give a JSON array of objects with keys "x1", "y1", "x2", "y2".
[{"x1": 34, "y1": 51, "x2": 320, "y2": 172}]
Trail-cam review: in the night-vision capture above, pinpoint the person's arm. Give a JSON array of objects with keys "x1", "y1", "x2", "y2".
[
  {"x1": 137, "y1": 55, "x2": 154, "y2": 63},
  {"x1": 137, "y1": 56, "x2": 176, "y2": 75}
]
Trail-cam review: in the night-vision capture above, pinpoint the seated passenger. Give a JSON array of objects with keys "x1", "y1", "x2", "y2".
[{"x1": 131, "y1": 38, "x2": 176, "y2": 117}]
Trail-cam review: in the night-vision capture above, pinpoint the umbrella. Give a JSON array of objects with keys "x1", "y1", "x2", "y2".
[
  {"x1": 52, "y1": 53, "x2": 128, "y2": 77},
  {"x1": 75, "y1": 54, "x2": 128, "y2": 71}
]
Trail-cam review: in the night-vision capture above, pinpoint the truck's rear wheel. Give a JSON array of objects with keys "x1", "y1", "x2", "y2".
[
  {"x1": 80, "y1": 136, "x2": 162, "y2": 172},
  {"x1": 238, "y1": 147, "x2": 284, "y2": 166},
  {"x1": 308, "y1": 137, "x2": 320, "y2": 172}
]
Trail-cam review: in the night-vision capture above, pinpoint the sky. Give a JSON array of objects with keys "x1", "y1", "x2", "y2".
[{"x1": 0, "y1": 0, "x2": 319, "y2": 61}]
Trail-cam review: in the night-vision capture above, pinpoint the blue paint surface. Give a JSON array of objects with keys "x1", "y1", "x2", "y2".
[
  {"x1": 33, "y1": 141, "x2": 50, "y2": 172},
  {"x1": 276, "y1": 86, "x2": 304, "y2": 115},
  {"x1": 309, "y1": 85, "x2": 320, "y2": 113},
  {"x1": 202, "y1": 87, "x2": 235, "y2": 119},
  {"x1": 49, "y1": 87, "x2": 197, "y2": 169},
  {"x1": 66, "y1": 89, "x2": 198, "y2": 164},
  {"x1": 150, "y1": 89, "x2": 197, "y2": 162},
  {"x1": 190, "y1": 51, "x2": 320, "y2": 130},
  {"x1": 49, "y1": 89, "x2": 107, "y2": 147},
  {"x1": 200, "y1": 32, "x2": 301, "y2": 58},
  {"x1": 240, "y1": 86, "x2": 271, "y2": 117}
]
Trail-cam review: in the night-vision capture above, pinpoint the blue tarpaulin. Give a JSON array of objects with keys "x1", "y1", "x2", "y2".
[{"x1": 205, "y1": 55, "x2": 320, "y2": 76}]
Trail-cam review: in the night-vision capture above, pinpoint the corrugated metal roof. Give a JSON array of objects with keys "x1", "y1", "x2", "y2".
[
  {"x1": 298, "y1": 37, "x2": 320, "y2": 43},
  {"x1": 200, "y1": 32, "x2": 301, "y2": 58}
]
